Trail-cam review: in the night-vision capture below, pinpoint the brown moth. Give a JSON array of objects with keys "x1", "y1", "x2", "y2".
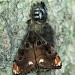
[
  {"x1": 12, "y1": 31, "x2": 62, "y2": 75},
  {"x1": 12, "y1": 1, "x2": 62, "y2": 75}
]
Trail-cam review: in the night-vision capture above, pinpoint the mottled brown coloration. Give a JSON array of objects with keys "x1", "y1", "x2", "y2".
[{"x1": 12, "y1": 31, "x2": 62, "y2": 75}]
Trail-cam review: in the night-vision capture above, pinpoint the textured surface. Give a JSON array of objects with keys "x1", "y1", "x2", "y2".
[{"x1": 0, "y1": 0, "x2": 75, "y2": 75}]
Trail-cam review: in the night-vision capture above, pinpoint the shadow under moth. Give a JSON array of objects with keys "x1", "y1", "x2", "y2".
[{"x1": 12, "y1": 1, "x2": 62, "y2": 75}]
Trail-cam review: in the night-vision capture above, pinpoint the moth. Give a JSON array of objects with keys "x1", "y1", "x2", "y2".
[
  {"x1": 12, "y1": 31, "x2": 62, "y2": 75},
  {"x1": 12, "y1": 1, "x2": 62, "y2": 75}
]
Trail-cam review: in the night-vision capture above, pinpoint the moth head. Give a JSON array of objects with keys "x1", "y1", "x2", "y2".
[{"x1": 30, "y1": 1, "x2": 47, "y2": 23}]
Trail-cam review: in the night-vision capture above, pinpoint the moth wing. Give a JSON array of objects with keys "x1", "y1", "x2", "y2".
[
  {"x1": 48, "y1": 46, "x2": 62, "y2": 69},
  {"x1": 13, "y1": 31, "x2": 39, "y2": 75},
  {"x1": 36, "y1": 45, "x2": 62, "y2": 69}
]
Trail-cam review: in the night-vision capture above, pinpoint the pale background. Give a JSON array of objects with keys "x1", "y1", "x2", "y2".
[{"x1": 0, "y1": 0, "x2": 75, "y2": 75}]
